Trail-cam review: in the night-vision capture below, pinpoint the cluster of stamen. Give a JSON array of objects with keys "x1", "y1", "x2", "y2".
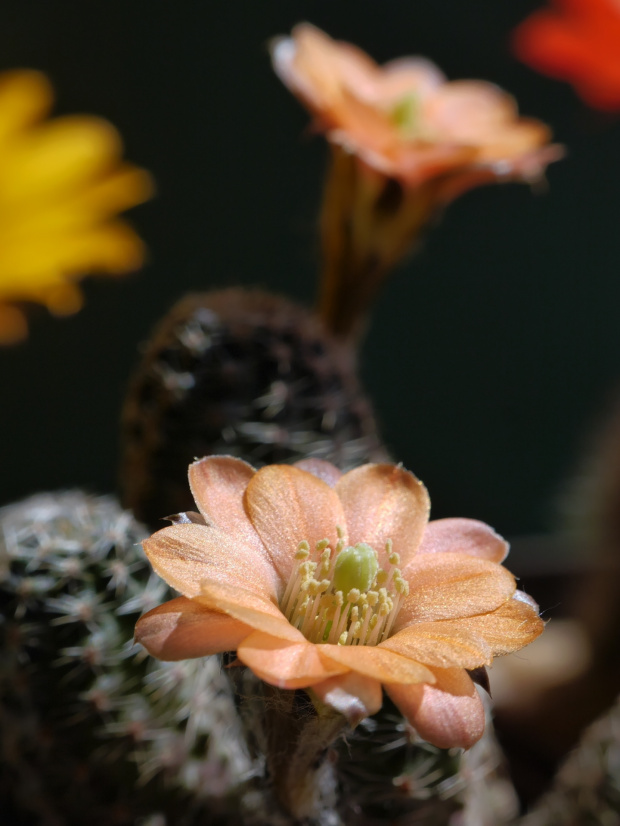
[{"x1": 279, "y1": 528, "x2": 409, "y2": 646}]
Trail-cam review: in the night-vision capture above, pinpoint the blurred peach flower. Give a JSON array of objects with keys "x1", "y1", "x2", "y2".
[
  {"x1": 136, "y1": 455, "x2": 543, "y2": 750},
  {"x1": 0, "y1": 70, "x2": 153, "y2": 344},
  {"x1": 271, "y1": 24, "x2": 562, "y2": 339},
  {"x1": 272, "y1": 23, "x2": 556, "y2": 192},
  {"x1": 513, "y1": 0, "x2": 620, "y2": 111}
]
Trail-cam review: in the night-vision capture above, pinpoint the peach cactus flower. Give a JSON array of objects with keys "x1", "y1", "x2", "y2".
[
  {"x1": 271, "y1": 25, "x2": 562, "y2": 340},
  {"x1": 0, "y1": 70, "x2": 153, "y2": 344},
  {"x1": 272, "y1": 24, "x2": 559, "y2": 198},
  {"x1": 135, "y1": 456, "x2": 543, "y2": 750}
]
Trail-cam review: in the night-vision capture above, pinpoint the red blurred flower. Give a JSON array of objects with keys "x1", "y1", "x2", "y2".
[{"x1": 513, "y1": 0, "x2": 620, "y2": 111}]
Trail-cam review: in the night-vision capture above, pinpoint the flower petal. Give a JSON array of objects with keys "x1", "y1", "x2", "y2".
[
  {"x1": 294, "y1": 458, "x2": 343, "y2": 488},
  {"x1": 335, "y1": 463, "x2": 430, "y2": 567},
  {"x1": 317, "y1": 643, "x2": 435, "y2": 684},
  {"x1": 397, "y1": 553, "x2": 516, "y2": 626},
  {"x1": 197, "y1": 580, "x2": 302, "y2": 642},
  {"x1": 189, "y1": 455, "x2": 257, "y2": 535},
  {"x1": 386, "y1": 667, "x2": 485, "y2": 749},
  {"x1": 142, "y1": 522, "x2": 279, "y2": 600},
  {"x1": 433, "y1": 592, "x2": 544, "y2": 655},
  {"x1": 380, "y1": 622, "x2": 492, "y2": 669},
  {"x1": 245, "y1": 464, "x2": 347, "y2": 583},
  {"x1": 135, "y1": 596, "x2": 251, "y2": 661},
  {"x1": 311, "y1": 672, "x2": 383, "y2": 726},
  {"x1": 418, "y1": 518, "x2": 508, "y2": 563},
  {"x1": 237, "y1": 631, "x2": 349, "y2": 689}
]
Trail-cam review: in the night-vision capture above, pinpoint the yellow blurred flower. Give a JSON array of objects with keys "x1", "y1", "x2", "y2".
[{"x1": 0, "y1": 70, "x2": 153, "y2": 344}]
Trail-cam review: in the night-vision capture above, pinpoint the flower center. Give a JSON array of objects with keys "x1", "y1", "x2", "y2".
[
  {"x1": 389, "y1": 93, "x2": 420, "y2": 138},
  {"x1": 279, "y1": 528, "x2": 409, "y2": 646}
]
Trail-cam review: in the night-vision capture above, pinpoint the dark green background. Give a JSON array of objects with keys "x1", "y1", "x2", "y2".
[{"x1": 1, "y1": 0, "x2": 618, "y2": 543}]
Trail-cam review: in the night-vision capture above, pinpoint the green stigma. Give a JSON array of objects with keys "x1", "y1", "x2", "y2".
[
  {"x1": 333, "y1": 542, "x2": 379, "y2": 595},
  {"x1": 390, "y1": 93, "x2": 418, "y2": 137}
]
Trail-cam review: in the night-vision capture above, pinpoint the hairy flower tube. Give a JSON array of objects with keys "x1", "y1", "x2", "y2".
[
  {"x1": 0, "y1": 70, "x2": 153, "y2": 343},
  {"x1": 135, "y1": 456, "x2": 544, "y2": 750},
  {"x1": 271, "y1": 24, "x2": 562, "y2": 339},
  {"x1": 513, "y1": 0, "x2": 620, "y2": 111}
]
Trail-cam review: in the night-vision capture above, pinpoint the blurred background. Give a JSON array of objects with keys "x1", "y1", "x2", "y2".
[{"x1": 1, "y1": 0, "x2": 619, "y2": 560}]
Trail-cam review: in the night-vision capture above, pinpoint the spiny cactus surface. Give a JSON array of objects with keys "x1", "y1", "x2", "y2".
[
  {"x1": 0, "y1": 490, "x2": 253, "y2": 826},
  {"x1": 120, "y1": 289, "x2": 386, "y2": 526}
]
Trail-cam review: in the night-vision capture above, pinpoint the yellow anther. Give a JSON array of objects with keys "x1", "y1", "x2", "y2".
[
  {"x1": 394, "y1": 577, "x2": 408, "y2": 595},
  {"x1": 282, "y1": 530, "x2": 410, "y2": 647}
]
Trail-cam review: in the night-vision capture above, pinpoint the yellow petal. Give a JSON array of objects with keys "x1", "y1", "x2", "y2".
[
  {"x1": 397, "y1": 553, "x2": 516, "y2": 625},
  {"x1": 0, "y1": 221, "x2": 146, "y2": 287},
  {"x1": 142, "y1": 522, "x2": 279, "y2": 600},
  {"x1": 381, "y1": 622, "x2": 492, "y2": 669},
  {"x1": 0, "y1": 302, "x2": 28, "y2": 344},
  {"x1": 135, "y1": 596, "x2": 251, "y2": 661},
  {"x1": 335, "y1": 463, "x2": 430, "y2": 567},
  {"x1": 245, "y1": 464, "x2": 347, "y2": 583},
  {"x1": 0, "y1": 116, "x2": 122, "y2": 202},
  {"x1": 237, "y1": 631, "x2": 349, "y2": 689},
  {"x1": 317, "y1": 642, "x2": 435, "y2": 684},
  {"x1": 386, "y1": 667, "x2": 485, "y2": 749},
  {"x1": 0, "y1": 70, "x2": 53, "y2": 145},
  {"x1": 418, "y1": 518, "x2": 508, "y2": 563},
  {"x1": 197, "y1": 580, "x2": 301, "y2": 642}
]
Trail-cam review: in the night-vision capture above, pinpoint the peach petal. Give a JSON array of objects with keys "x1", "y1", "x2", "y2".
[
  {"x1": 197, "y1": 580, "x2": 302, "y2": 643},
  {"x1": 311, "y1": 672, "x2": 383, "y2": 726},
  {"x1": 397, "y1": 553, "x2": 516, "y2": 626},
  {"x1": 418, "y1": 518, "x2": 508, "y2": 563},
  {"x1": 318, "y1": 643, "x2": 435, "y2": 684},
  {"x1": 438, "y1": 593, "x2": 544, "y2": 655},
  {"x1": 245, "y1": 464, "x2": 347, "y2": 583},
  {"x1": 380, "y1": 623, "x2": 492, "y2": 669},
  {"x1": 386, "y1": 667, "x2": 485, "y2": 749},
  {"x1": 294, "y1": 458, "x2": 343, "y2": 488},
  {"x1": 189, "y1": 455, "x2": 253, "y2": 529},
  {"x1": 237, "y1": 631, "x2": 349, "y2": 689},
  {"x1": 335, "y1": 464, "x2": 430, "y2": 567},
  {"x1": 142, "y1": 523, "x2": 279, "y2": 600},
  {"x1": 135, "y1": 596, "x2": 250, "y2": 661}
]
